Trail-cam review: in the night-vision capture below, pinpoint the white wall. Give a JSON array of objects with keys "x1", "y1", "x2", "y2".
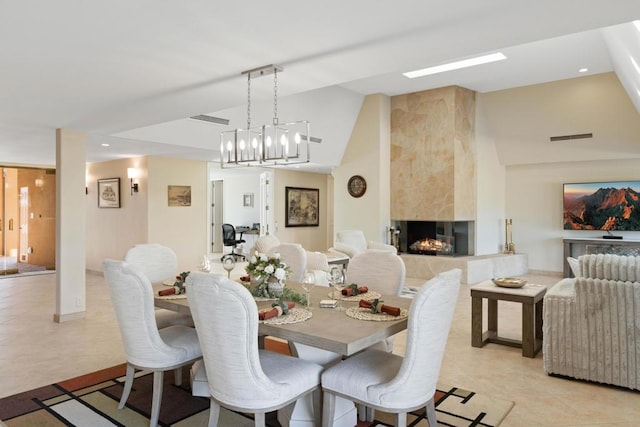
[
  {"x1": 506, "y1": 158, "x2": 640, "y2": 272},
  {"x1": 210, "y1": 165, "x2": 331, "y2": 252},
  {"x1": 220, "y1": 173, "x2": 261, "y2": 227},
  {"x1": 147, "y1": 157, "x2": 208, "y2": 272},
  {"x1": 333, "y1": 94, "x2": 392, "y2": 244},
  {"x1": 475, "y1": 96, "x2": 506, "y2": 255},
  {"x1": 86, "y1": 157, "x2": 148, "y2": 272},
  {"x1": 272, "y1": 169, "x2": 330, "y2": 251}
]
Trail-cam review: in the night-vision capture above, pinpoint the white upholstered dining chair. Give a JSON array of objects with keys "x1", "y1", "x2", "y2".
[
  {"x1": 103, "y1": 259, "x2": 202, "y2": 427},
  {"x1": 124, "y1": 243, "x2": 194, "y2": 328},
  {"x1": 321, "y1": 268, "x2": 462, "y2": 427},
  {"x1": 267, "y1": 243, "x2": 307, "y2": 282},
  {"x1": 346, "y1": 250, "x2": 406, "y2": 354},
  {"x1": 346, "y1": 250, "x2": 406, "y2": 297},
  {"x1": 186, "y1": 272, "x2": 324, "y2": 427},
  {"x1": 251, "y1": 234, "x2": 281, "y2": 256}
]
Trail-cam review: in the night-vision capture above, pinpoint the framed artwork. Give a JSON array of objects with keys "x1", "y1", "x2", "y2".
[
  {"x1": 168, "y1": 185, "x2": 191, "y2": 207},
  {"x1": 243, "y1": 193, "x2": 254, "y2": 207},
  {"x1": 285, "y1": 186, "x2": 319, "y2": 227},
  {"x1": 97, "y1": 178, "x2": 120, "y2": 208}
]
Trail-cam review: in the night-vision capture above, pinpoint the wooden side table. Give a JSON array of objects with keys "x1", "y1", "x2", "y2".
[
  {"x1": 324, "y1": 251, "x2": 350, "y2": 269},
  {"x1": 470, "y1": 280, "x2": 546, "y2": 358}
]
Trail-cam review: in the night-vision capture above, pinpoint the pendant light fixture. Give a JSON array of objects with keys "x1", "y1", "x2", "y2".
[{"x1": 220, "y1": 64, "x2": 310, "y2": 168}]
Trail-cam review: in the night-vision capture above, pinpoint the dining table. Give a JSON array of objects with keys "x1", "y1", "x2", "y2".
[
  {"x1": 153, "y1": 278, "x2": 412, "y2": 427},
  {"x1": 153, "y1": 280, "x2": 411, "y2": 357}
]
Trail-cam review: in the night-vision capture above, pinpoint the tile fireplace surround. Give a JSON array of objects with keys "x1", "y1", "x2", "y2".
[{"x1": 401, "y1": 252, "x2": 528, "y2": 285}]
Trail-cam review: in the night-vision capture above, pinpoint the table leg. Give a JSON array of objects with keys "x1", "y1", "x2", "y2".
[
  {"x1": 535, "y1": 299, "x2": 543, "y2": 340},
  {"x1": 521, "y1": 303, "x2": 535, "y2": 357},
  {"x1": 487, "y1": 299, "x2": 498, "y2": 336},
  {"x1": 471, "y1": 296, "x2": 483, "y2": 347}
]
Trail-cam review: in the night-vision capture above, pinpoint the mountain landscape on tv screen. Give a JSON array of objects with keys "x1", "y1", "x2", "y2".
[{"x1": 564, "y1": 187, "x2": 640, "y2": 230}]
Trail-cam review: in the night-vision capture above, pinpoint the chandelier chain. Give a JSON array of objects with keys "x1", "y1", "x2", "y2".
[
  {"x1": 247, "y1": 74, "x2": 251, "y2": 129},
  {"x1": 273, "y1": 69, "x2": 278, "y2": 125}
]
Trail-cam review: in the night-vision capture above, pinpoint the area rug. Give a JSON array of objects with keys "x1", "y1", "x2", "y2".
[{"x1": 0, "y1": 364, "x2": 513, "y2": 427}]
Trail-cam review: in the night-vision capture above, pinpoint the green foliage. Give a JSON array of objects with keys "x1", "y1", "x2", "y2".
[
  {"x1": 173, "y1": 271, "x2": 190, "y2": 295},
  {"x1": 246, "y1": 281, "x2": 307, "y2": 306}
]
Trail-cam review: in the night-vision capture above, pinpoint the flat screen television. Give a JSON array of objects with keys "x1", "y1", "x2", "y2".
[{"x1": 563, "y1": 181, "x2": 640, "y2": 230}]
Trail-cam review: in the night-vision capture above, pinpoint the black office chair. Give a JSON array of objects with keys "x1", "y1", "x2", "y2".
[{"x1": 221, "y1": 223, "x2": 246, "y2": 261}]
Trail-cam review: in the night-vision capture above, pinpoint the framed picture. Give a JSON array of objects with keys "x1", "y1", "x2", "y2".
[
  {"x1": 168, "y1": 185, "x2": 191, "y2": 207},
  {"x1": 243, "y1": 193, "x2": 254, "y2": 207},
  {"x1": 285, "y1": 187, "x2": 319, "y2": 227},
  {"x1": 97, "y1": 178, "x2": 120, "y2": 208}
]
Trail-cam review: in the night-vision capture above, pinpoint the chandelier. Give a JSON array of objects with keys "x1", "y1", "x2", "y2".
[{"x1": 220, "y1": 64, "x2": 311, "y2": 168}]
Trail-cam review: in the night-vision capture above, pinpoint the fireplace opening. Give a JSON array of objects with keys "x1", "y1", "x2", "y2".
[{"x1": 391, "y1": 221, "x2": 474, "y2": 257}]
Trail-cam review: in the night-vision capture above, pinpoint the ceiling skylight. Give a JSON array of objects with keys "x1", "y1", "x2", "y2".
[{"x1": 403, "y1": 53, "x2": 507, "y2": 79}]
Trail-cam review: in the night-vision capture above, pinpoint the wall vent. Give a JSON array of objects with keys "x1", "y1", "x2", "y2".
[
  {"x1": 189, "y1": 114, "x2": 230, "y2": 125},
  {"x1": 549, "y1": 133, "x2": 593, "y2": 142}
]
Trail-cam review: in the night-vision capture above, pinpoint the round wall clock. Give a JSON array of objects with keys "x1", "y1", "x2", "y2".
[{"x1": 347, "y1": 175, "x2": 367, "y2": 198}]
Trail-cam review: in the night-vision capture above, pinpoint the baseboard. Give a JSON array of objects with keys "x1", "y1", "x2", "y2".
[{"x1": 53, "y1": 311, "x2": 86, "y2": 323}]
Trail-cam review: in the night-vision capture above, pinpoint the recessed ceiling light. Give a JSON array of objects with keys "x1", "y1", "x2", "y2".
[
  {"x1": 403, "y1": 52, "x2": 507, "y2": 79},
  {"x1": 101, "y1": 143, "x2": 110, "y2": 147},
  {"x1": 578, "y1": 68, "x2": 589, "y2": 73}
]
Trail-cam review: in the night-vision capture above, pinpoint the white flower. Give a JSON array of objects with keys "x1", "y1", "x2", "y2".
[
  {"x1": 260, "y1": 254, "x2": 268, "y2": 262},
  {"x1": 273, "y1": 253, "x2": 281, "y2": 259},
  {"x1": 264, "y1": 265, "x2": 275, "y2": 274},
  {"x1": 274, "y1": 267, "x2": 286, "y2": 280},
  {"x1": 249, "y1": 255, "x2": 257, "y2": 264}
]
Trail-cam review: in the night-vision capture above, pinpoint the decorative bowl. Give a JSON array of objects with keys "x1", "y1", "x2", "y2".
[{"x1": 492, "y1": 277, "x2": 527, "y2": 288}]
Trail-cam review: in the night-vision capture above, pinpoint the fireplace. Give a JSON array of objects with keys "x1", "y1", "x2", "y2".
[{"x1": 391, "y1": 221, "x2": 474, "y2": 257}]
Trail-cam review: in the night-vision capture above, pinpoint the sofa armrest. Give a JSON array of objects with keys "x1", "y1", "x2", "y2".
[
  {"x1": 331, "y1": 242, "x2": 359, "y2": 258},
  {"x1": 545, "y1": 278, "x2": 576, "y2": 299},
  {"x1": 367, "y1": 241, "x2": 397, "y2": 254}
]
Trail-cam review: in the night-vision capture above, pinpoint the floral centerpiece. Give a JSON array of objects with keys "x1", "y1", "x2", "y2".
[{"x1": 245, "y1": 252, "x2": 292, "y2": 298}]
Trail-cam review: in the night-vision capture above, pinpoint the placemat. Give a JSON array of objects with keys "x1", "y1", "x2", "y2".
[
  {"x1": 254, "y1": 296, "x2": 278, "y2": 302},
  {"x1": 156, "y1": 293, "x2": 188, "y2": 300},
  {"x1": 345, "y1": 306, "x2": 408, "y2": 321},
  {"x1": 261, "y1": 308, "x2": 312, "y2": 325},
  {"x1": 328, "y1": 290, "x2": 381, "y2": 301}
]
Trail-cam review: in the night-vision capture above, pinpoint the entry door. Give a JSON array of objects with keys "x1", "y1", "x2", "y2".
[{"x1": 211, "y1": 180, "x2": 224, "y2": 253}]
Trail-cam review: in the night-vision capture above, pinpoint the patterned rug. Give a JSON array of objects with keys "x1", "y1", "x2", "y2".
[{"x1": 0, "y1": 366, "x2": 513, "y2": 427}]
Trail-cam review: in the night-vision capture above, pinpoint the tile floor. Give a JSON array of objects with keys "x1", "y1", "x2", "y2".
[{"x1": 0, "y1": 261, "x2": 638, "y2": 426}]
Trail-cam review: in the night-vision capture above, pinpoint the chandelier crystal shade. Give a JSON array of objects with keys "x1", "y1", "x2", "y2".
[{"x1": 220, "y1": 65, "x2": 310, "y2": 168}]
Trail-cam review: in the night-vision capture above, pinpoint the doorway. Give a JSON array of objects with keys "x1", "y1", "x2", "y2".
[{"x1": 0, "y1": 167, "x2": 56, "y2": 277}]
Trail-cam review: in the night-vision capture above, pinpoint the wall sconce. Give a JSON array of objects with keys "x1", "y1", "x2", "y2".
[{"x1": 127, "y1": 168, "x2": 139, "y2": 195}]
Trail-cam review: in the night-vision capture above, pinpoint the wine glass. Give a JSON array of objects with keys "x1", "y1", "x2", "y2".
[
  {"x1": 328, "y1": 265, "x2": 346, "y2": 311},
  {"x1": 200, "y1": 255, "x2": 211, "y2": 272},
  {"x1": 301, "y1": 271, "x2": 316, "y2": 310},
  {"x1": 221, "y1": 254, "x2": 236, "y2": 279}
]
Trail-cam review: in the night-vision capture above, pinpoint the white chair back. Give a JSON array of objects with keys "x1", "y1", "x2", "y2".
[
  {"x1": 335, "y1": 230, "x2": 368, "y2": 255},
  {"x1": 187, "y1": 272, "x2": 304, "y2": 409},
  {"x1": 124, "y1": 243, "x2": 177, "y2": 283},
  {"x1": 253, "y1": 234, "x2": 281, "y2": 255},
  {"x1": 346, "y1": 251, "x2": 406, "y2": 295},
  {"x1": 368, "y1": 268, "x2": 461, "y2": 408},
  {"x1": 103, "y1": 259, "x2": 188, "y2": 368},
  {"x1": 268, "y1": 243, "x2": 307, "y2": 282}
]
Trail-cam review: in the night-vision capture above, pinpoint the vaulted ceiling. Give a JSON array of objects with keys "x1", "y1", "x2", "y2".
[{"x1": 1, "y1": 1, "x2": 639, "y2": 170}]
